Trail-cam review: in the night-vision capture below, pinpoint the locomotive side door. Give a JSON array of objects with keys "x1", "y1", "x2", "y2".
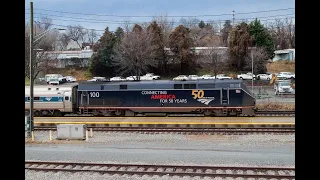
[
  {"x1": 221, "y1": 88, "x2": 229, "y2": 105},
  {"x1": 80, "y1": 91, "x2": 89, "y2": 106}
]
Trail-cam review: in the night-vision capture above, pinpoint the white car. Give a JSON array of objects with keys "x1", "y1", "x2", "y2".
[
  {"x1": 173, "y1": 75, "x2": 189, "y2": 81},
  {"x1": 126, "y1": 76, "x2": 138, "y2": 81},
  {"x1": 237, "y1": 72, "x2": 256, "y2": 80},
  {"x1": 48, "y1": 78, "x2": 59, "y2": 85},
  {"x1": 87, "y1": 77, "x2": 107, "y2": 82},
  {"x1": 142, "y1": 73, "x2": 161, "y2": 80},
  {"x1": 110, "y1": 76, "x2": 126, "y2": 81},
  {"x1": 257, "y1": 73, "x2": 272, "y2": 81},
  {"x1": 64, "y1": 76, "x2": 77, "y2": 82},
  {"x1": 188, "y1": 75, "x2": 199, "y2": 80},
  {"x1": 216, "y1": 74, "x2": 232, "y2": 80},
  {"x1": 200, "y1": 74, "x2": 216, "y2": 80},
  {"x1": 45, "y1": 74, "x2": 66, "y2": 83},
  {"x1": 277, "y1": 72, "x2": 295, "y2": 80}
]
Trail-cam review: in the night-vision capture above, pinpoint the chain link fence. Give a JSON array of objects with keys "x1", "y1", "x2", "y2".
[{"x1": 248, "y1": 86, "x2": 295, "y2": 99}]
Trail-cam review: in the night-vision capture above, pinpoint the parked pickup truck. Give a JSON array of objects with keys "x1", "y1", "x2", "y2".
[
  {"x1": 237, "y1": 72, "x2": 256, "y2": 80},
  {"x1": 274, "y1": 80, "x2": 294, "y2": 95}
]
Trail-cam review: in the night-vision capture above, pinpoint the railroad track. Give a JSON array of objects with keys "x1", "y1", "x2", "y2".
[
  {"x1": 25, "y1": 161, "x2": 295, "y2": 179},
  {"x1": 256, "y1": 110, "x2": 295, "y2": 116},
  {"x1": 33, "y1": 110, "x2": 294, "y2": 117},
  {"x1": 34, "y1": 126, "x2": 295, "y2": 134}
]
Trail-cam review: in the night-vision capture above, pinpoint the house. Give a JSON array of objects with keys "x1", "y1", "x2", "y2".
[{"x1": 272, "y1": 49, "x2": 295, "y2": 61}]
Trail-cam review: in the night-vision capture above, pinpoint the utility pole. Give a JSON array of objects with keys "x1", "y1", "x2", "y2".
[
  {"x1": 251, "y1": 48, "x2": 254, "y2": 93},
  {"x1": 29, "y1": 1, "x2": 34, "y2": 138},
  {"x1": 232, "y1": 10, "x2": 235, "y2": 26}
]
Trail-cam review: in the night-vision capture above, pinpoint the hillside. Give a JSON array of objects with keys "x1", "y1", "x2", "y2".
[{"x1": 267, "y1": 60, "x2": 295, "y2": 73}]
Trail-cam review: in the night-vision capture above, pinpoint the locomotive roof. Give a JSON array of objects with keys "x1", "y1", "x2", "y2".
[
  {"x1": 79, "y1": 79, "x2": 243, "y2": 85},
  {"x1": 77, "y1": 79, "x2": 251, "y2": 93}
]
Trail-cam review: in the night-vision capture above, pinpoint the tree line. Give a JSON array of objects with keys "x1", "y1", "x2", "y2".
[{"x1": 25, "y1": 16, "x2": 295, "y2": 80}]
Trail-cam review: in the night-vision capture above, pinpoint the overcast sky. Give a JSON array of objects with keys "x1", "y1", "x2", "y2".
[{"x1": 25, "y1": 0, "x2": 295, "y2": 33}]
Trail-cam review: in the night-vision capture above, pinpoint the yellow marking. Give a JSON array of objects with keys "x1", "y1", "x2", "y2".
[
  {"x1": 34, "y1": 122, "x2": 295, "y2": 125},
  {"x1": 34, "y1": 117, "x2": 294, "y2": 119}
]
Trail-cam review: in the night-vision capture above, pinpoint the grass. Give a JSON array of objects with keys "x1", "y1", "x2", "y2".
[
  {"x1": 46, "y1": 68, "x2": 91, "y2": 80},
  {"x1": 256, "y1": 101, "x2": 295, "y2": 111},
  {"x1": 267, "y1": 60, "x2": 295, "y2": 73}
]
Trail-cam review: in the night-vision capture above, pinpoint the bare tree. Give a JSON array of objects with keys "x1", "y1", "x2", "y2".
[
  {"x1": 65, "y1": 25, "x2": 88, "y2": 49},
  {"x1": 122, "y1": 20, "x2": 134, "y2": 34},
  {"x1": 199, "y1": 46, "x2": 226, "y2": 78},
  {"x1": 179, "y1": 17, "x2": 200, "y2": 29},
  {"x1": 244, "y1": 47, "x2": 269, "y2": 74},
  {"x1": 113, "y1": 30, "x2": 156, "y2": 80},
  {"x1": 58, "y1": 34, "x2": 71, "y2": 50},
  {"x1": 25, "y1": 22, "x2": 59, "y2": 81},
  {"x1": 86, "y1": 29, "x2": 98, "y2": 48},
  {"x1": 40, "y1": 17, "x2": 52, "y2": 30},
  {"x1": 190, "y1": 26, "x2": 217, "y2": 46}
]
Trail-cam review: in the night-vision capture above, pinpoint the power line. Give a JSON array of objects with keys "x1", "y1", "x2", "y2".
[
  {"x1": 32, "y1": 7, "x2": 294, "y2": 18},
  {"x1": 26, "y1": 12, "x2": 295, "y2": 25},
  {"x1": 25, "y1": 17, "x2": 295, "y2": 34}
]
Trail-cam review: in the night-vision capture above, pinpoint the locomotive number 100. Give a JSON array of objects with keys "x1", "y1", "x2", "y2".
[{"x1": 90, "y1": 92, "x2": 100, "y2": 97}]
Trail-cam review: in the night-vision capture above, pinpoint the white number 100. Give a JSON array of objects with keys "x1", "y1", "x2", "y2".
[{"x1": 90, "y1": 92, "x2": 99, "y2": 97}]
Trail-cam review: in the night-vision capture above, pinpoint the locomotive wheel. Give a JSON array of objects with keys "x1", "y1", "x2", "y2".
[
  {"x1": 114, "y1": 110, "x2": 124, "y2": 117},
  {"x1": 34, "y1": 111, "x2": 41, "y2": 117},
  {"x1": 53, "y1": 110, "x2": 62, "y2": 117},
  {"x1": 203, "y1": 110, "x2": 212, "y2": 117}
]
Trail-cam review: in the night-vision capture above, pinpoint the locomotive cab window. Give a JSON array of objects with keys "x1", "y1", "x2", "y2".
[
  {"x1": 230, "y1": 83, "x2": 240, "y2": 88},
  {"x1": 120, "y1": 85, "x2": 127, "y2": 89},
  {"x1": 198, "y1": 84, "x2": 215, "y2": 89},
  {"x1": 65, "y1": 96, "x2": 69, "y2": 101},
  {"x1": 56, "y1": 88, "x2": 59, "y2": 90},
  {"x1": 184, "y1": 84, "x2": 196, "y2": 89},
  {"x1": 174, "y1": 84, "x2": 182, "y2": 89}
]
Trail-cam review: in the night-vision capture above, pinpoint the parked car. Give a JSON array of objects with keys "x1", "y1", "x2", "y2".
[
  {"x1": 277, "y1": 72, "x2": 295, "y2": 80},
  {"x1": 199, "y1": 74, "x2": 216, "y2": 80},
  {"x1": 237, "y1": 72, "x2": 256, "y2": 80},
  {"x1": 87, "y1": 77, "x2": 107, "y2": 82},
  {"x1": 188, "y1": 75, "x2": 199, "y2": 80},
  {"x1": 44, "y1": 74, "x2": 66, "y2": 84},
  {"x1": 142, "y1": 73, "x2": 161, "y2": 80},
  {"x1": 274, "y1": 80, "x2": 294, "y2": 95},
  {"x1": 216, "y1": 74, "x2": 233, "y2": 80},
  {"x1": 126, "y1": 76, "x2": 138, "y2": 81},
  {"x1": 110, "y1": 76, "x2": 126, "y2": 81},
  {"x1": 173, "y1": 75, "x2": 189, "y2": 81},
  {"x1": 48, "y1": 78, "x2": 60, "y2": 85},
  {"x1": 256, "y1": 73, "x2": 272, "y2": 81},
  {"x1": 64, "y1": 76, "x2": 77, "y2": 82}
]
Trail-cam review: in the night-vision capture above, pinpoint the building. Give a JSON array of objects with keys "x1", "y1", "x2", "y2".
[
  {"x1": 45, "y1": 50, "x2": 93, "y2": 68},
  {"x1": 272, "y1": 49, "x2": 295, "y2": 61}
]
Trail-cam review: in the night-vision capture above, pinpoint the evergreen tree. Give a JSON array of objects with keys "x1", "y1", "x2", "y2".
[
  {"x1": 198, "y1": 20, "x2": 205, "y2": 28},
  {"x1": 89, "y1": 27, "x2": 117, "y2": 77},
  {"x1": 249, "y1": 18, "x2": 275, "y2": 58}
]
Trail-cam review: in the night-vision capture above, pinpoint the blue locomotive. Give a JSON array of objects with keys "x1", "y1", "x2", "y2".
[{"x1": 25, "y1": 80, "x2": 256, "y2": 117}]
